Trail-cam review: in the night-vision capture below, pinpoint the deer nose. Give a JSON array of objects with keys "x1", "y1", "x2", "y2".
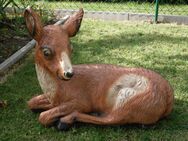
[{"x1": 64, "y1": 71, "x2": 74, "y2": 79}]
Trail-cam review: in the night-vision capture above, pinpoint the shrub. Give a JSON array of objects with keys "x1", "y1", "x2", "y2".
[{"x1": 0, "y1": 0, "x2": 19, "y2": 19}]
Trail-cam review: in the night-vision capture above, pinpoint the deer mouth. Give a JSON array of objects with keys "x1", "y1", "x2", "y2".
[{"x1": 57, "y1": 71, "x2": 72, "y2": 81}]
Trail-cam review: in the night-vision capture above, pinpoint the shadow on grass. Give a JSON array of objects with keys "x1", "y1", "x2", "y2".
[
  {"x1": 75, "y1": 31, "x2": 187, "y2": 53},
  {"x1": 169, "y1": 54, "x2": 188, "y2": 61},
  {"x1": 73, "y1": 30, "x2": 188, "y2": 76}
]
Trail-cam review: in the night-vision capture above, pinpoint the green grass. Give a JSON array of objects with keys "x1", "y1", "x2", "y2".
[{"x1": 0, "y1": 20, "x2": 188, "y2": 140}]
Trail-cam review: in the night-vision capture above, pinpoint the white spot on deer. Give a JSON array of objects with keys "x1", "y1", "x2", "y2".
[
  {"x1": 35, "y1": 64, "x2": 57, "y2": 103},
  {"x1": 59, "y1": 52, "x2": 73, "y2": 75},
  {"x1": 115, "y1": 88, "x2": 136, "y2": 108},
  {"x1": 107, "y1": 74, "x2": 149, "y2": 110}
]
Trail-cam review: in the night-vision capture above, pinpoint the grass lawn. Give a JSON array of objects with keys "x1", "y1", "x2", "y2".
[{"x1": 0, "y1": 19, "x2": 188, "y2": 141}]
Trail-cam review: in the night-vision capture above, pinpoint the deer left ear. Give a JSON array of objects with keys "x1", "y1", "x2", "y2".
[
  {"x1": 24, "y1": 6, "x2": 43, "y2": 42},
  {"x1": 62, "y1": 8, "x2": 84, "y2": 37}
]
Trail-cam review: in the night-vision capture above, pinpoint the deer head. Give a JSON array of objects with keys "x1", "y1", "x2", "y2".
[{"x1": 24, "y1": 7, "x2": 84, "y2": 80}]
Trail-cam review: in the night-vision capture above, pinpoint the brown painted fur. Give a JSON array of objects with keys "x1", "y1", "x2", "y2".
[{"x1": 24, "y1": 7, "x2": 174, "y2": 128}]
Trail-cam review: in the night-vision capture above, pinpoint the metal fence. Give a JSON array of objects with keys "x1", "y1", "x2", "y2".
[
  {"x1": 30, "y1": 0, "x2": 188, "y2": 16},
  {"x1": 17, "y1": 0, "x2": 188, "y2": 24}
]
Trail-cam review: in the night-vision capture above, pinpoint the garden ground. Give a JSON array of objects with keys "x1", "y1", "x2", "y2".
[{"x1": 0, "y1": 18, "x2": 30, "y2": 63}]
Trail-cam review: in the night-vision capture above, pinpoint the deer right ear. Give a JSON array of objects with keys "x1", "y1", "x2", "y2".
[
  {"x1": 24, "y1": 7, "x2": 43, "y2": 41},
  {"x1": 61, "y1": 8, "x2": 84, "y2": 37}
]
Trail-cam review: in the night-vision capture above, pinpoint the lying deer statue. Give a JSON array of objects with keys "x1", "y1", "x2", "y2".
[{"x1": 24, "y1": 7, "x2": 174, "y2": 130}]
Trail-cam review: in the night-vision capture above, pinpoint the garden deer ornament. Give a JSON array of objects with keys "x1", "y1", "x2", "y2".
[{"x1": 24, "y1": 7, "x2": 174, "y2": 130}]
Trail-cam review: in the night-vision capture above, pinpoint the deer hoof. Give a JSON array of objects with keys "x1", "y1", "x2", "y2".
[
  {"x1": 31, "y1": 109, "x2": 45, "y2": 113},
  {"x1": 56, "y1": 120, "x2": 71, "y2": 131}
]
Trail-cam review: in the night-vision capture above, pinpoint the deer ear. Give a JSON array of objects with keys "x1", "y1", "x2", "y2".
[
  {"x1": 62, "y1": 8, "x2": 84, "y2": 37},
  {"x1": 24, "y1": 7, "x2": 43, "y2": 41}
]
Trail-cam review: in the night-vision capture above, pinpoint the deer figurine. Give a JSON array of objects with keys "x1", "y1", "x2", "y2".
[{"x1": 24, "y1": 7, "x2": 174, "y2": 130}]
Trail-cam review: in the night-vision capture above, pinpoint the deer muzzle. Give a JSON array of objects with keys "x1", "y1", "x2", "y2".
[{"x1": 57, "y1": 52, "x2": 73, "y2": 80}]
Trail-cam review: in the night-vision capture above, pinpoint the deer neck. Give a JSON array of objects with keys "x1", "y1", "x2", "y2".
[{"x1": 35, "y1": 63, "x2": 57, "y2": 103}]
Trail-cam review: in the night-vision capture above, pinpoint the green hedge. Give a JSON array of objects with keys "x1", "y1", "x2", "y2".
[{"x1": 45, "y1": 0, "x2": 188, "y2": 4}]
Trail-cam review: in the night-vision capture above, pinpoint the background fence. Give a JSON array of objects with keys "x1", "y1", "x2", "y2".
[
  {"x1": 24, "y1": 0, "x2": 188, "y2": 16},
  {"x1": 13, "y1": 0, "x2": 187, "y2": 24},
  {"x1": 1, "y1": 0, "x2": 187, "y2": 23}
]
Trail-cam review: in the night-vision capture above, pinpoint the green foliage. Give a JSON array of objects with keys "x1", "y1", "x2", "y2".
[
  {"x1": 0, "y1": 20, "x2": 188, "y2": 140},
  {"x1": 16, "y1": 0, "x2": 53, "y2": 23},
  {"x1": 17, "y1": 0, "x2": 35, "y2": 8},
  {"x1": 0, "y1": 0, "x2": 18, "y2": 19}
]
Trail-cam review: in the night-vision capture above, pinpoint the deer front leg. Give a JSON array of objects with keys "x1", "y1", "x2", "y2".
[
  {"x1": 28, "y1": 94, "x2": 53, "y2": 112},
  {"x1": 38, "y1": 102, "x2": 75, "y2": 126}
]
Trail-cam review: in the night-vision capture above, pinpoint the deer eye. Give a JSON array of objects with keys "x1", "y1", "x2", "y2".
[{"x1": 42, "y1": 47, "x2": 53, "y2": 59}]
